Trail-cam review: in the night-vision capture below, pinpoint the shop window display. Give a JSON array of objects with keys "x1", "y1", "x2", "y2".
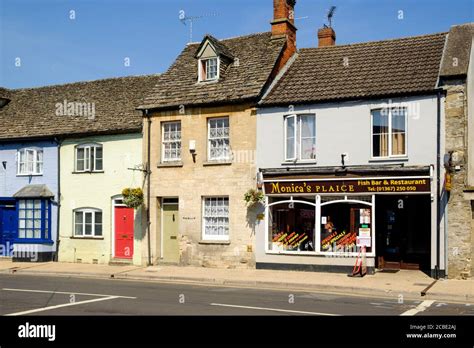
[
  {"x1": 268, "y1": 198, "x2": 315, "y2": 252},
  {"x1": 320, "y1": 202, "x2": 372, "y2": 253}
]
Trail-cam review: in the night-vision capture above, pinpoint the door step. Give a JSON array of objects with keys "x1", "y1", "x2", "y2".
[{"x1": 109, "y1": 258, "x2": 133, "y2": 266}]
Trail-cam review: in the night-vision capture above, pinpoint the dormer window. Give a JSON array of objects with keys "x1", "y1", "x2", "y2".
[
  {"x1": 199, "y1": 57, "x2": 219, "y2": 82},
  {"x1": 195, "y1": 35, "x2": 234, "y2": 83}
]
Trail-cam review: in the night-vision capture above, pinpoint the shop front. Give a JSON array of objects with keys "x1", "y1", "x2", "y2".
[{"x1": 256, "y1": 167, "x2": 435, "y2": 275}]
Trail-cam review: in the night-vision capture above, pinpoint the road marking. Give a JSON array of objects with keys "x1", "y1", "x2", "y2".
[
  {"x1": 210, "y1": 303, "x2": 339, "y2": 316},
  {"x1": 401, "y1": 300, "x2": 435, "y2": 316},
  {"x1": 2, "y1": 288, "x2": 136, "y2": 299},
  {"x1": 5, "y1": 296, "x2": 124, "y2": 316}
]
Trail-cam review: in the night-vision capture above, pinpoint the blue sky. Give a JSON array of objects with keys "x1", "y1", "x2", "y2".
[{"x1": 1, "y1": 0, "x2": 472, "y2": 89}]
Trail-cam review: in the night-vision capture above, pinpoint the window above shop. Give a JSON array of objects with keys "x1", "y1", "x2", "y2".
[
  {"x1": 284, "y1": 114, "x2": 316, "y2": 162},
  {"x1": 17, "y1": 148, "x2": 43, "y2": 176},
  {"x1": 371, "y1": 108, "x2": 407, "y2": 159}
]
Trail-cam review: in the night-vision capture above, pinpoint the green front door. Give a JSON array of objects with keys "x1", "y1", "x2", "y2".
[{"x1": 162, "y1": 203, "x2": 179, "y2": 263}]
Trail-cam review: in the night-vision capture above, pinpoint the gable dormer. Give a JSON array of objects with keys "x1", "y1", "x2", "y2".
[{"x1": 195, "y1": 35, "x2": 234, "y2": 83}]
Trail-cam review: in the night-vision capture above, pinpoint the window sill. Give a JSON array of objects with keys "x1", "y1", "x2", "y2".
[
  {"x1": 199, "y1": 240, "x2": 231, "y2": 245},
  {"x1": 16, "y1": 174, "x2": 43, "y2": 177},
  {"x1": 14, "y1": 239, "x2": 54, "y2": 245},
  {"x1": 72, "y1": 171, "x2": 105, "y2": 174},
  {"x1": 203, "y1": 161, "x2": 232, "y2": 167},
  {"x1": 158, "y1": 161, "x2": 184, "y2": 168},
  {"x1": 368, "y1": 157, "x2": 409, "y2": 163},
  {"x1": 281, "y1": 160, "x2": 317, "y2": 166},
  {"x1": 70, "y1": 237, "x2": 104, "y2": 240}
]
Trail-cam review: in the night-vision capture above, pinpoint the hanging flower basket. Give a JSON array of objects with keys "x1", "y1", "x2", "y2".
[
  {"x1": 122, "y1": 188, "x2": 144, "y2": 209},
  {"x1": 244, "y1": 189, "x2": 264, "y2": 208}
]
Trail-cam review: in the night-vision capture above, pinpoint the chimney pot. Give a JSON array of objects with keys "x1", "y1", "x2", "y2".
[{"x1": 318, "y1": 27, "x2": 336, "y2": 47}]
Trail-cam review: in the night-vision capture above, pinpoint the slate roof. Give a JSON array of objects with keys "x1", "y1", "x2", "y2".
[
  {"x1": 138, "y1": 32, "x2": 286, "y2": 110},
  {"x1": 440, "y1": 23, "x2": 474, "y2": 78},
  {"x1": 0, "y1": 75, "x2": 160, "y2": 141},
  {"x1": 261, "y1": 32, "x2": 448, "y2": 106}
]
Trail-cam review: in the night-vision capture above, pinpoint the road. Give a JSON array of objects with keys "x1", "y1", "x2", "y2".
[{"x1": 0, "y1": 274, "x2": 473, "y2": 316}]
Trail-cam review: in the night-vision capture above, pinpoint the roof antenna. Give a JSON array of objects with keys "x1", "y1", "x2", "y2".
[
  {"x1": 325, "y1": 6, "x2": 336, "y2": 28},
  {"x1": 179, "y1": 10, "x2": 219, "y2": 43}
]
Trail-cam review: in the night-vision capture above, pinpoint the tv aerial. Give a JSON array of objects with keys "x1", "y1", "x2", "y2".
[
  {"x1": 179, "y1": 10, "x2": 219, "y2": 43},
  {"x1": 325, "y1": 6, "x2": 336, "y2": 28}
]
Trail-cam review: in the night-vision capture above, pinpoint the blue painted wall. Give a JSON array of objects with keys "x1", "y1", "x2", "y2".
[{"x1": 0, "y1": 140, "x2": 59, "y2": 256}]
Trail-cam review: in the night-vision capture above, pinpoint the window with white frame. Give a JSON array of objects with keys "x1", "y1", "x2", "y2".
[
  {"x1": 17, "y1": 148, "x2": 43, "y2": 175},
  {"x1": 285, "y1": 114, "x2": 316, "y2": 161},
  {"x1": 75, "y1": 144, "x2": 103, "y2": 172},
  {"x1": 162, "y1": 121, "x2": 182, "y2": 162},
  {"x1": 202, "y1": 197, "x2": 229, "y2": 241},
  {"x1": 18, "y1": 199, "x2": 50, "y2": 240},
  {"x1": 74, "y1": 208, "x2": 102, "y2": 237},
  {"x1": 208, "y1": 117, "x2": 230, "y2": 161},
  {"x1": 199, "y1": 57, "x2": 219, "y2": 82},
  {"x1": 372, "y1": 108, "x2": 407, "y2": 158}
]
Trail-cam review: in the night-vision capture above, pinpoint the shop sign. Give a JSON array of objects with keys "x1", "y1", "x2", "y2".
[{"x1": 264, "y1": 177, "x2": 431, "y2": 195}]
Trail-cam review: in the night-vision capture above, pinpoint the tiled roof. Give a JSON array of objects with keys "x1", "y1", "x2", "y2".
[
  {"x1": 195, "y1": 35, "x2": 235, "y2": 60},
  {"x1": 440, "y1": 23, "x2": 473, "y2": 78},
  {"x1": 139, "y1": 32, "x2": 286, "y2": 110},
  {"x1": 0, "y1": 75, "x2": 160, "y2": 141},
  {"x1": 261, "y1": 32, "x2": 447, "y2": 106}
]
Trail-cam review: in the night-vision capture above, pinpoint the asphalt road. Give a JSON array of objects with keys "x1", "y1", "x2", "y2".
[{"x1": 0, "y1": 274, "x2": 473, "y2": 316}]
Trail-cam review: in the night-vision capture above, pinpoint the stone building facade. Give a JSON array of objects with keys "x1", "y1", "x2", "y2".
[{"x1": 439, "y1": 24, "x2": 474, "y2": 279}]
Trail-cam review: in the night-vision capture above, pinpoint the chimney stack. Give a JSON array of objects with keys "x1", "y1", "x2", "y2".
[
  {"x1": 318, "y1": 26, "x2": 336, "y2": 47},
  {"x1": 271, "y1": 0, "x2": 297, "y2": 71}
]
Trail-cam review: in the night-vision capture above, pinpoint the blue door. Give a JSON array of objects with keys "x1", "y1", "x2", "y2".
[{"x1": 0, "y1": 203, "x2": 17, "y2": 256}]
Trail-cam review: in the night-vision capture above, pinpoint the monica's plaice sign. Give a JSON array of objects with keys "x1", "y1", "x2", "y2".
[{"x1": 264, "y1": 177, "x2": 431, "y2": 195}]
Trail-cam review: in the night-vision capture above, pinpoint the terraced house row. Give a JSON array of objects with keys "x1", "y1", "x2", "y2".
[{"x1": 0, "y1": 1, "x2": 472, "y2": 279}]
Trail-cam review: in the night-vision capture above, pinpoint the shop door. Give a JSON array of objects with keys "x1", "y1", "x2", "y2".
[
  {"x1": 376, "y1": 196, "x2": 431, "y2": 271},
  {"x1": 162, "y1": 203, "x2": 179, "y2": 263},
  {"x1": 114, "y1": 206, "x2": 134, "y2": 259},
  {"x1": 0, "y1": 204, "x2": 17, "y2": 256}
]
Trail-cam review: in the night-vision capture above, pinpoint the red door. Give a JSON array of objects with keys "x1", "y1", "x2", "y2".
[{"x1": 114, "y1": 207, "x2": 134, "y2": 259}]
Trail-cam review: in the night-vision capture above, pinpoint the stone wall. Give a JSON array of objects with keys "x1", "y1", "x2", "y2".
[
  {"x1": 145, "y1": 104, "x2": 257, "y2": 269},
  {"x1": 444, "y1": 80, "x2": 472, "y2": 279}
]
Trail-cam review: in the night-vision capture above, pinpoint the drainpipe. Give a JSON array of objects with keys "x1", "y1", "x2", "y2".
[
  {"x1": 54, "y1": 137, "x2": 62, "y2": 262},
  {"x1": 145, "y1": 110, "x2": 152, "y2": 266},
  {"x1": 436, "y1": 89, "x2": 442, "y2": 279}
]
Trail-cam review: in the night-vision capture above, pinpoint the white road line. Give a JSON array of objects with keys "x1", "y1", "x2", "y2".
[
  {"x1": 401, "y1": 300, "x2": 436, "y2": 316},
  {"x1": 5, "y1": 296, "x2": 123, "y2": 316},
  {"x1": 210, "y1": 303, "x2": 339, "y2": 316},
  {"x1": 2, "y1": 288, "x2": 136, "y2": 299}
]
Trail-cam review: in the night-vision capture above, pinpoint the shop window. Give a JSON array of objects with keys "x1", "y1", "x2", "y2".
[
  {"x1": 372, "y1": 108, "x2": 407, "y2": 158},
  {"x1": 320, "y1": 200, "x2": 373, "y2": 254},
  {"x1": 284, "y1": 114, "x2": 316, "y2": 161},
  {"x1": 267, "y1": 197, "x2": 316, "y2": 252},
  {"x1": 17, "y1": 199, "x2": 51, "y2": 241}
]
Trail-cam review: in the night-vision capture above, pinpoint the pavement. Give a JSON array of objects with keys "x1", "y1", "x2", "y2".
[{"x1": 0, "y1": 259, "x2": 473, "y2": 303}]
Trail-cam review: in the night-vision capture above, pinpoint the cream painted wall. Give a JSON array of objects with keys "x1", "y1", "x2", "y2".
[{"x1": 58, "y1": 133, "x2": 146, "y2": 265}]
